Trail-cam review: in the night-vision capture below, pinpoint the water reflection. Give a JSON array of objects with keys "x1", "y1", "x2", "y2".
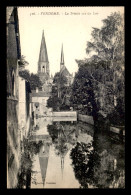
[
  {"x1": 18, "y1": 117, "x2": 125, "y2": 189},
  {"x1": 70, "y1": 130, "x2": 125, "y2": 188}
]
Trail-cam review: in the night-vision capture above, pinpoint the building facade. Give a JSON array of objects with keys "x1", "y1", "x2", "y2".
[
  {"x1": 7, "y1": 7, "x2": 32, "y2": 188},
  {"x1": 30, "y1": 88, "x2": 52, "y2": 117},
  {"x1": 18, "y1": 76, "x2": 31, "y2": 144},
  {"x1": 7, "y1": 7, "x2": 21, "y2": 188}
]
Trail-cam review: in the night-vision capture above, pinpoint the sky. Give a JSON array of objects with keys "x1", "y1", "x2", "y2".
[{"x1": 18, "y1": 7, "x2": 124, "y2": 76}]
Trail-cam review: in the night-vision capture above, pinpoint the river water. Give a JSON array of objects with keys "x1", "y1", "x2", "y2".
[{"x1": 18, "y1": 117, "x2": 125, "y2": 189}]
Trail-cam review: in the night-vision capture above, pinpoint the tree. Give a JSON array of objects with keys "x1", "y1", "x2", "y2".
[
  {"x1": 70, "y1": 140, "x2": 97, "y2": 189},
  {"x1": 47, "y1": 72, "x2": 71, "y2": 110},
  {"x1": 19, "y1": 69, "x2": 43, "y2": 90},
  {"x1": 86, "y1": 12, "x2": 124, "y2": 106},
  {"x1": 18, "y1": 55, "x2": 29, "y2": 70},
  {"x1": 19, "y1": 69, "x2": 30, "y2": 80},
  {"x1": 71, "y1": 62, "x2": 100, "y2": 122},
  {"x1": 30, "y1": 73, "x2": 43, "y2": 90},
  {"x1": 86, "y1": 12, "x2": 124, "y2": 62},
  {"x1": 17, "y1": 139, "x2": 43, "y2": 189},
  {"x1": 70, "y1": 130, "x2": 125, "y2": 188},
  {"x1": 53, "y1": 72, "x2": 68, "y2": 98},
  {"x1": 47, "y1": 95, "x2": 61, "y2": 111},
  {"x1": 71, "y1": 12, "x2": 124, "y2": 125}
]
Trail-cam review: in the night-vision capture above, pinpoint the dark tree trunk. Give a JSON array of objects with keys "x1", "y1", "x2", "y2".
[
  {"x1": 26, "y1": 169, "x2": 31, "y2": 189},
  {"x1": 88, "y1": 79, "x2": 99, "y2": 128}
]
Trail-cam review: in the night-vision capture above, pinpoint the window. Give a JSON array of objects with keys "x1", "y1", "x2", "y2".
[
  {"x1": 11, "y1": 69, "x2": 16, "y2": 96},
  {"x1": 35, "y1": 102, "x2": 39, "y2": 108},
  {"x1": 42, "y1": 66, "x2": 45, "y2": 73}
]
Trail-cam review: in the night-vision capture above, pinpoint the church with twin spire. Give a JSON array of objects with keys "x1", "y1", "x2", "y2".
[
  {"x1": 30, "y1": 30, "x2": 73, "y2": 115},
  {"x1": 38, "y1": 30, "x2": 73, "y2": 92}
]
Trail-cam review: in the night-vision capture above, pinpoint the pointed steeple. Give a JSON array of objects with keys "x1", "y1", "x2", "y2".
[
  {"x1": 39, "y1": 30, "x2": 49, "y2": 63},
  {"x1": 38, "y1": 30, "x2": 50, "y2": 84},
  {"x1": 60, "y1": 44, "x2": 64, "y2": 70}
]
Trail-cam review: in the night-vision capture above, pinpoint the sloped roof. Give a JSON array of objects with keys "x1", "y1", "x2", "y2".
[{"x1": 60, "y1": 66, "x2": 71, "y2": 76}]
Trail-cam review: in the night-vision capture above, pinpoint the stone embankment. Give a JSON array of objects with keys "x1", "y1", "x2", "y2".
[
  {"x1": 78, "y1": 114, "x2": 94, "y2": 125},
  {"x1": 77, "y1": 113, "x2": 125, "y2": 141},
  {"x1": 52, "y1": 111, "x2": 77, "y2": 117}
]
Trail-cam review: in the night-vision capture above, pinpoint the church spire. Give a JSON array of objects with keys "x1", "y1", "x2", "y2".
[
  {"x1": 39, "y1": 30, "x2": 49, "y2": 63},
  {"x1": 60, "y1": 44, "x2": 64, "y2": 70},
  {"x1": 38, "y1": 30, "x2": 50, "y2": 83}
]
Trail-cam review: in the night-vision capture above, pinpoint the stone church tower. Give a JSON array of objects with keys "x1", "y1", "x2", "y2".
[{"x1": 38, "y1": 30, "x2": 50, "y2": 84}]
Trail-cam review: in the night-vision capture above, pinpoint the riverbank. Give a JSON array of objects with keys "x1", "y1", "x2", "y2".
[
  {"x1": 77, "y1": 113, "x2": 125, "y2": 142},
  {"x1": 16, "y1": 115, "x2": 125, "y2": 189},
  {"x1": 53, "y1": 111, "x2": 77, "y2": 117},
  {"x1": 78, "y1": 114, "x2": 94, "y2": 125}
]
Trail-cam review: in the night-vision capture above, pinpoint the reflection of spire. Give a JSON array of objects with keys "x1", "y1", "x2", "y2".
[
  {"x1": 39, "y1": 156, "x2": 48, "y2": 187},
  {"x1": 38, "y1": 143, "x2": 50, "y2": 187},
  {"x1": 61, "y1": 156, "x2": 64, "y2": 180}
]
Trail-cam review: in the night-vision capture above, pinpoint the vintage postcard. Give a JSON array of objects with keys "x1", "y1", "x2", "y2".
[{"x1": 7, "y1": 6, "x2": 125, "y2": 189}]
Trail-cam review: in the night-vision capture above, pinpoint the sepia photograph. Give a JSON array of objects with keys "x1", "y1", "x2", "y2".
[{"x1": 7, "y1": 6, "x2": 125, "y2": 189}]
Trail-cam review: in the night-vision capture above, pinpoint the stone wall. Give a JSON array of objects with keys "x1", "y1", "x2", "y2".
[
  {"x1": 7, "y1": 98, "x2": 20, "y2": 188},
  {"x1": 18, "y1": 77, "x2": 31, "y2": 143},
  {"x1": 52, "y1": 111, "x2": 77, "y2": 117},
  {"x1": 7, "y1": 7, "x2": 22, "y2": 188},
  {"x1": 78, "y1": 114, "x2": 94, "y2": 125}
]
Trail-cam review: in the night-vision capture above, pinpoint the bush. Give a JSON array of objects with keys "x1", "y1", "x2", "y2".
[{"x1": 108, "y1": 110, "x2": 125, "y2": 126}]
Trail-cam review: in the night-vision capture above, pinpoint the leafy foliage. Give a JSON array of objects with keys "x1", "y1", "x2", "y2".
[
  {"x1": 71, "y1": 62, "x2": 100, "y2": 120},
  {"x1": 17, "y1": 139, "x2": 43, "y2": 188},
  {"x1": 47, "y1": 72, "x2": 71, "y2": 110},
  {"x1": 70, "y1": 141, "x2": 96, "y2": 188},
  {"x1": 70, "y1": 130, "x2": 125, "y2": 188},
  {"x1": 71, "y1": 12, "x2": 124, "y2": 125},
  {"x1": 19, "y1": 69, "x2": 43, "y2": 90},
  {"x1": 53, "y1": 72, "x2": 67, "y2": 87},
  {"x1": 86, "y1": 12, "x2": 124, "y2": 61},
  {"x1": 18, "y1": 55, "x2": 29, "y2": 70}
]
